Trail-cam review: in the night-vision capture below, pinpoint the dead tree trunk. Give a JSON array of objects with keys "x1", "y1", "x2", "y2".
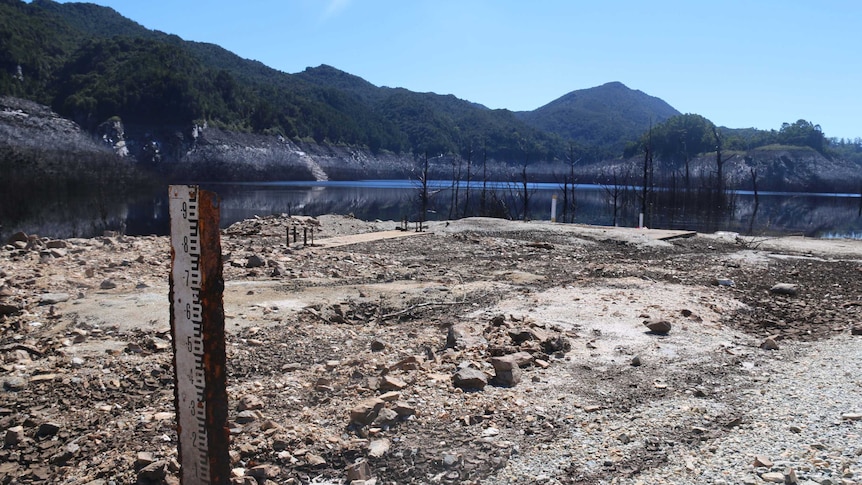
[
  {"x1": 418, "y1": 153, "x2": 430, "y2": 231},
  {"x1": 448, "y1": 156, "x2": 462, "y2": 219},
  {"x1": 480, "y1": 146, "x2": 488, "y2": 217},
  {"x1": 640, "y1": 127, "x2": 653, "y2": 226},
  {"x1": 462, "y1": 144, "x2": 473, "y2": 218},
  {"x1": 520, "y1": 163, "x2": 531, "y2": 221}
]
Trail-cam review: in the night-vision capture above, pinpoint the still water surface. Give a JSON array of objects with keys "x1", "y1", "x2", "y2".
[
  {"x1": 8, "y1": 180, "x2": 862, "y2": 240},
  {"x1": 127, "y1": 180, "x2": 862, "y2": 239}
]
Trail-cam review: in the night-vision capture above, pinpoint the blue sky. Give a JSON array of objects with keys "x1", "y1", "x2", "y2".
[{"x1": 57, "y1": 0, "x2": 861, "y2": 139}]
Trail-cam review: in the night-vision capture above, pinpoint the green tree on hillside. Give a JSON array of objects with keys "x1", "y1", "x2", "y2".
[{"x1": 777, "y1": 119, "x2": 826, "y2": 153}]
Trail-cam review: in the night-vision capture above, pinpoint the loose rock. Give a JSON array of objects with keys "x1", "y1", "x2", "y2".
[
  {"x1": 643, "y1": 318, "x2": 672, "y2": 335},
  {"x1": 770, "y1": 283, "x2": 799, "y2": 296},
  {"x1": 453, "y1": 367, "x2": 488, "y2": 390}
]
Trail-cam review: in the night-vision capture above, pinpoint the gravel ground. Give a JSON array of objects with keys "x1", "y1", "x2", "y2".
[
  {"x1": 1, "y1": 215, "x2": 860, "y2": 484},
  {"x1": 493, "y1": 334, "x2": 862, "y2": 485}
]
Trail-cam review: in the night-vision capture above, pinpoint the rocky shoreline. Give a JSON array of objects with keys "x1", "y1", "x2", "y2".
[{"x1": 1, "y1": 215, "x2": 860, "y2": 484}]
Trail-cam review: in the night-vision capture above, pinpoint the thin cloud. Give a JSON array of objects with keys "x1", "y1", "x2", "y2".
[{"x1": 322, "y1": 0, "x2": 351, "y2": 20}]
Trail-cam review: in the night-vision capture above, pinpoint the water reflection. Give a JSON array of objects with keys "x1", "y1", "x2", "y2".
[{"x1": 3, "y1": 181, "x2": 861, "y2": 240}]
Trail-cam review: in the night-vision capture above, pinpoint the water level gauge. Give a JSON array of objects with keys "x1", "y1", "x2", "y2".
[{"x1": 169, "y1": 185, "x2": 230, "y2": 484}]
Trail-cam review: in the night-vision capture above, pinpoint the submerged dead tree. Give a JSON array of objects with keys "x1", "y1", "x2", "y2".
[
  {"x1": 479, "y1": 145, "x2": 488, "y2": 216},
  {"x1": 640, "y1": 125, "x2": 654, "y2": 227},
  {"x1": 416, "y1": 152, "x2": 432, "y2": 231},
  {"x1": 602, "y1": 166, "x2": 629, "y2": 227},
  {"x1": 462, "y1": 143, "x2": 473, "y2": 218},
  {"x1": 448, "y1": 155, "x2": 462, "y2": 219},
  {"x1": 560, "y1": 143, "x2": 580, "y2": 223},
  {"x1": 711, "y1": 126, "x2": 736, "y2": 210},
  {"x1": 519, "y1": 163, "x2": 532, "y2": 221}
]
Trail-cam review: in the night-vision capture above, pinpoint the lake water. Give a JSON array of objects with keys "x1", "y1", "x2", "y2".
[{"x1": 6, "y1": 180, "x2": 862, "y2": 240}]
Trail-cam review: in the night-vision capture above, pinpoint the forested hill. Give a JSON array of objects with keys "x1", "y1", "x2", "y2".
[
  {"x1": 516, "y1": 82, "x2": 680, "y2": 153},
  {"x1": 0, "y1": 0, "x2": 676, "y2": 161},
  {"x1": 3, "y1": 0, "x2": 861, "y2": 181}
]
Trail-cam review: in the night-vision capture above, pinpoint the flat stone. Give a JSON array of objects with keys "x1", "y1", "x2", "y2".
[
  {"x1": 346, "y1": 460, "x2": 373, "y2": 482},
  {"x1": 447, "y1": 323, "x2": 486, "y2": 349},
  {"x1": 248, "y1": 464, "x2": 281, "y2": 478},
  {"x1": 770, "y1": 283, "x2": 799, "y2": 296},
  {"x1": 350, "y1": 398, "x2": 385, "y2": 425},
  {"x1": 379, "y1": 375, "x2": 407, "y2": 391},
  {"x1": 99, "y1": 279, "x2": 117, "y2": 290},
  {"x1": 30, "y1": 373, "x2": 57, "y2": 383},
  {"x1": 753, "y1": 455, "x2": 773, "y2": 468},
  {"x1": 306, "y1": 454, "x2": 326, "y2": 467},
  {"x1": 378, "y1": 391, "x2": 401, "y2": 402},
  {"x1": 372, "y1": 407, "x2": 399, "y2": 426},
  {"x1": 762, "y1": 472, "x2": 785, "y2": 483},
  {"x1": 39, "y1": 293, "x2": 71, "y2": 305},
  {"x1": 368, "y1": 438, "x2": 390, "y2": 458},
  {"x1": 49, "y1": 248, "x2": 67, "y2": 258},
  {"x1": 841, "y1": 412, "x2": 862, "y2": 421},
  {"x1": 392, "y1": 401, "x2": 416, "y2": 418},
  {"x1": 235, "y1": 410, "x2": 258, "y2": 424}
]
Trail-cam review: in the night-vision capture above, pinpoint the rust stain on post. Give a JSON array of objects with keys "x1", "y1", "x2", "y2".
[
  {"x1": 169, "y1": 187, "x2": 229, "y2": 484},
  {"x1": 197, "y1": 189, "x2": 230, "y2": 484}
]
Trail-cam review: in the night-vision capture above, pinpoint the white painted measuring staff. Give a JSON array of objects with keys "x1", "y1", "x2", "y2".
[{"x1": 169, "y1": 185, "x2": 230, "y2": 484}]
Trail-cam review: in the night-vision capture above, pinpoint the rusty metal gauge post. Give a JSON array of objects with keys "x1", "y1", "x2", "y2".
[{"x1": 169, "y1": 185, "x2": 230, "y2": 484}]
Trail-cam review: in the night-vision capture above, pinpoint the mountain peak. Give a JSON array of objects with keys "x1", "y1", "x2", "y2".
[
  {"x1": 516, "y1": 82, "x2": 680, "y2": 152},
  {"x1": 598, "y1": 81, "x2": 629, "y2": 89}
]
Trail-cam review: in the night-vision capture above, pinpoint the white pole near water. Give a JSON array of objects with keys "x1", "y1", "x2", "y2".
[
  {"x1": 638, "y1": 212, "x2": 644, "y2": 229},
  {"x1": 550, "y1": 194, "x2": 557, "y2": 222}
]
